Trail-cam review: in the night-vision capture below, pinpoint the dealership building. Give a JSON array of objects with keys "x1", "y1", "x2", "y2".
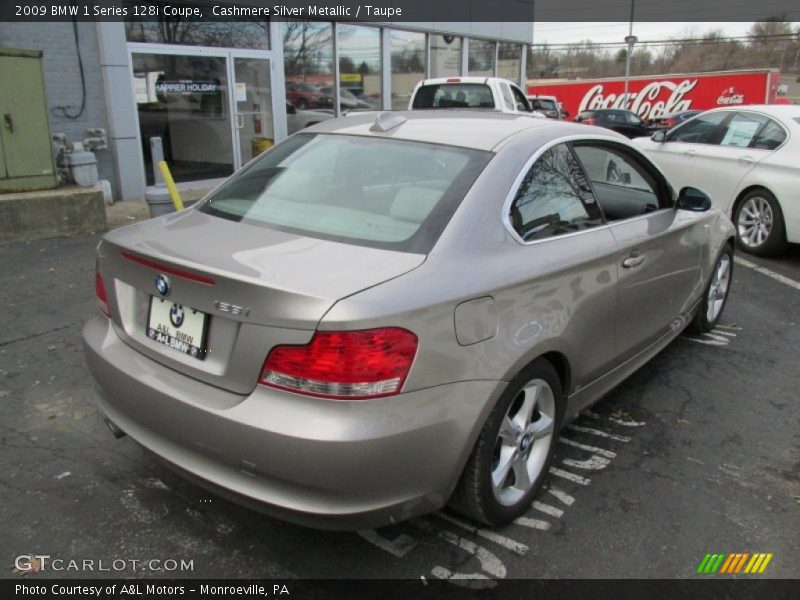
[{"x1": 0, "y1": 8, "x2": 533, "y2": 202}]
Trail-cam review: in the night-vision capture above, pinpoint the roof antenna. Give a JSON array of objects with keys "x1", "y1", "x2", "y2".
[{"x1": 370, "y1": 112, "x2": 407, "y2": 132}]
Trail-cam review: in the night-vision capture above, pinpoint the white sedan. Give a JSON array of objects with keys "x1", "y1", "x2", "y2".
[{"x1": 633, "y1": 105, "x2": 800, "y2": 256}]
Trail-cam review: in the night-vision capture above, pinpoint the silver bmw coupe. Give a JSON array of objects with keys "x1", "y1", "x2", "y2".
[{"x1": 84, "y1": 111, "x2": 734, "y2": 529}]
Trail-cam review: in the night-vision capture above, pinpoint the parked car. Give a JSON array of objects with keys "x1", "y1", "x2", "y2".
[
  {"x1": 648, "y1": 110, "x2": 702, "y2": 132},
  {"x1": 410, "y1": 77, "x2": 545, "y2": 118},
  {"x1": 286, "y1": 102, "x2": 334, "y2": 135},
  {"x1": 285, "y1": 81, "x2": 333, "y2": 110},
  {"x1": 318, "y1": 86, "x2": 374, "y2": 111},
  {"x1": 575, "y1": 109, "x2": 650, "y2": 138},
  {"x1": 527, "y1": 94, "x2": 562, "y2": 119},
  {"x1": 633, "y1": 104, "x2": 800, "y2": 256},
  {"x1": 84, "y1": 111, "x2": 734, "y2": 530}
]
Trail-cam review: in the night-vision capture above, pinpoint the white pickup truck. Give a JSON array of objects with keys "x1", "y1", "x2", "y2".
[{"x1": 408, "y1": 77, "x2": 546, "y2": 118}]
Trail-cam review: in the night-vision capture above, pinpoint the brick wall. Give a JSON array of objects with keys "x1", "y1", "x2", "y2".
[{"x1": 0, "y1": 23, "x2": 117, "y2": 194}]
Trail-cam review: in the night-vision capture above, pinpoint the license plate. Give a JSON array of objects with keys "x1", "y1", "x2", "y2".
[{"x1": 146, "y1": 297, "x2": 209, "y2": 360}]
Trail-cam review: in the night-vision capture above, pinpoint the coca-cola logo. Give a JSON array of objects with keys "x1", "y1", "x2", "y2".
[
  {"x1": 578, "y1": 79, "x2": 698, "y2": 120},
  {"x1": 717, "y1": 87, "x2": 744, "y2": 105}
]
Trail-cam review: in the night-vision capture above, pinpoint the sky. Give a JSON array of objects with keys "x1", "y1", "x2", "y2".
[{"x1": 533, "y1": 22, "x2": 765, "y2": 45}]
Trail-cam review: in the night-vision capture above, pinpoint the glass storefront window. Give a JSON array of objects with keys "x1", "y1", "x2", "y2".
[
  {"x1": 282, "y1": 21, "x2": 335, "y2": 134},
  {"x1": 132, "y1": 52, "x2": 234, "y2": 185},
  {"x1": 124, "y1": 2, "x2": 269, "y2": 49},
  {"x1": 468, "y1": 39, "x2": 495, "y2": 77},
  {"x1": 497, "y1": 42, "x2": 522, "y2": 83},
  {"x1": 430, "y1": 34, "x2": 461, "y2": 79},
  {"x1": 390, "y1": 30, "x2": 425, "y2": 110},
  {"x1": 337, "y1": 24, "x2": 382, "y2": 111}
]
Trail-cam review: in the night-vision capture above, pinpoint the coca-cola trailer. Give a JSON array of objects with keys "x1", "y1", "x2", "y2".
[{"x1": 527, "y1": 69, "x2": 781, "y2": 121}]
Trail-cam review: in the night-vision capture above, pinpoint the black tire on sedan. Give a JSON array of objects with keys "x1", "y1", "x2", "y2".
[
  {"x1": 734, "y1": 189, "x2": 788, "y2": 256},
  {"x1": 689, "y1": 244, "x2": 733, "y2": 334},
  {"x1": 449, "y1": 359, "x2": 564, "y2": 526}
]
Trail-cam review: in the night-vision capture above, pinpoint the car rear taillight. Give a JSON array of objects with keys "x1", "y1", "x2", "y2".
[
  {"x1": 446, "y1": 77, "x2": 461, "y2": 83},
  {"x1": 582, "y1": 118, "x2": 596, "y2": 126},
  {"x1": 95, "y1": 264, "x2": 110, "y2": 317},
  {"x1": 260, "y1": 328, "x2": 418, "y2": 399}
]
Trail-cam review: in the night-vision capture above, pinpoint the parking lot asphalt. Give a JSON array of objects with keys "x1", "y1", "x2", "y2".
[{"x1": 1, "y1": 233, "x2": 798, "y2": 581}]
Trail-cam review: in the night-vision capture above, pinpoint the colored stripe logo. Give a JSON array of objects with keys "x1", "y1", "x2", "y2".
[{"x1": 696, "y1": 552, "x2": 773, "y2": 574}]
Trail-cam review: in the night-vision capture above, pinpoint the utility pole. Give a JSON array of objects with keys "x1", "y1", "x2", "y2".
[{"x1": 623, "y1": 0, "x2": 637, "y2": 109}]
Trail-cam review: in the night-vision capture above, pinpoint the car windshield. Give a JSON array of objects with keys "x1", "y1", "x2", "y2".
[
  {"x1": 199, "y1": 133, "x2": 492, "y2": 253},
  {"x1": 298, "y1": 83, "x2": 318, "y2": 92},
  {"x1": 412, "y1": 84, "x2": 496, "y2": 109}
]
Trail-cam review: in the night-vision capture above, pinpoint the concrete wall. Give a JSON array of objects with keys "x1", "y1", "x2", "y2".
[{"x1": 0, "y1": 23, "x2": 115, "y2": 193}]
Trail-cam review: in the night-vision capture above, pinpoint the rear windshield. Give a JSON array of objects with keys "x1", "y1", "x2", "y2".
[
  {"x1": 199, "y1": 134, "x2": 492, "y2": 253},
  {"x1": 532, "y1": 98, "x2": 557, "y2": 111},
  {"x1": 412, "y1": 83, "x2": 496, "y2": 109}
]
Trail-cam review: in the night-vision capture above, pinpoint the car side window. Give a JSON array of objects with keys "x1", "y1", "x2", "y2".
[
  {"x1": 500, "y1": 83, "x2": 515, "y2": 112},
  {"x1": 509, "y1": 143, "x2": 603, "y2": 242},
  {"x1": 572, "y1": 143, "x2": 667, "y2": 222},
  {"x1": 511, "y1": 85, "x2": 531, "y2": 112},
  {"x1": 751, "y1": 118, "x2": 787, "y2": 150},
  {"x1": 718, "y1": 112, "x2": 768, "y2": 148},
  {"x1": 625, "y1": 112, "x2": 643, "y2": 125},
  {"x1": 667, "y1": 111, "x2": 729, "y2": 144}
]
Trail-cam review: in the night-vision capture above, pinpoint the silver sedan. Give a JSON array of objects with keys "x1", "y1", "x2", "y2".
[{"x1": 84, "y1": 111, "x2": 735, "y2": 529}]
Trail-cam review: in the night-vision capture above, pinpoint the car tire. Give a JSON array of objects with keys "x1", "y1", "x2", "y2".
[
  {"x1": 449, "y1": 359, "x2": 564, "y2": 526},
  {"x1": 296, "y1": 98, "x2": 309, "y2": 110},
  {"x1": 688, "y1": 244, "x2": 734, "y2": 334},
  {"x1": 734, "y1": 189, "x2": 788, "y2": 256}
]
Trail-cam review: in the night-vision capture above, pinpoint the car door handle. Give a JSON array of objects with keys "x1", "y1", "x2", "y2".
[
  {"x1": 738, "y1": 155, "x2": 755, "y2": 164},
  {"x1": 684, "y1": 149, "x2": 697, "y2": 156},
  {"x1": 622, "y1": 253, "x2": 646, "y2": 268},
  {"x1": 3, "y1": 113, "x2": 12, "y2": 134}
]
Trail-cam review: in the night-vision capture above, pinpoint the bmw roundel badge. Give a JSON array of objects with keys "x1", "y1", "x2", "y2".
[
  {"x1": 154, "y1": 274, "x2": 170, "y2": 297},
  {"x1": 169, "y1": 304, "x2": 184, "y2": 328}
]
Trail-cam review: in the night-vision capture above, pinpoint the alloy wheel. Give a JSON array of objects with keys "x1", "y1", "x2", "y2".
[
  {"x1": 706, "y1": 253, "x2": 731, "y2": 322},
  {"x1": 737, "y1": 196, "x2": 773, "y2": 248},
  {"x1": 491, "y1": 379, "x2": 555, "y2": 506}
]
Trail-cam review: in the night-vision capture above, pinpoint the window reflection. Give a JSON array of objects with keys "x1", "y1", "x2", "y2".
[
  {"x1": 390, "y1": 30, "x2": 425, "y2": 110},
  {"x1": 468, "y1": 39, "x2": 495, "y2": 77},
  {"x1": 430, "y1": 34, "x2": 461, "y2": 78},
  {"x1": 511, "y1": 144, "x2": 602, "y2": 241},
  {"x1": 124, "y1": 1, "x2": 269, "y2": 49},
  {"x1": 338, "y1": 24, "x2": 382, "y2": 111},
  {"x1": 132, "y1": 53, "x2": 234, "y2": 185},
  {"x1": 282, "y1": 21, "x2": 335, "y2": 134},
  {"x1": 497, "y1": 43, "x2": 521, "y2": 82}
]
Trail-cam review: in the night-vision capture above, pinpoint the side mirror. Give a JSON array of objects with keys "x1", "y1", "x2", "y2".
[
  {"x1": 677, "y1": 187, "x2": 712, "y2": 212},
  {"x1": 651, "y1": 130, "x2": 666, "y2": 143},
  {"x1": 286, "y1": 103, "x2": 297, "y2": 115}
]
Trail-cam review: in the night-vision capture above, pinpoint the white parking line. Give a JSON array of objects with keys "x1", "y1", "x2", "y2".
[
  {"x1": 433, "y1": 512, "x2": 529, "y2": 556},
  {"x1": 546, "y1": 486, "x2": 575, "y2": 506},
  {"x1": 735, "y1": 256, "x2": 800, "y2": 292},
  {"x1": 357, "y1": 529, "x2": 418, "y2": 558},
  {"x1": 567, "y1": 424, "x2": 631, "y2": 443},
  {"x1": 559, "y1": 436, "x2": 618, "y2": 458},
  {"x1": 549, "y1": 467, "x2": 591, "y2": 485},
  {"x1": 532, "y1": 501, "x2": 564, "y2": 518},
  {"x1": 608, "y1": 417, "x2": 647, "y2": 427},
  {"x1": 562, "y1": 455, "x2": 611, "y2": 471},
  {"x1": 513, "y1": 516, "x2": 551, "y2": 530}
]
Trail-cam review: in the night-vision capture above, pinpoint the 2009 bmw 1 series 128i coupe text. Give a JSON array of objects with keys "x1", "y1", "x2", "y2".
[{"x1": 84, "y1": 111, "x2": 734, "y2": 529}]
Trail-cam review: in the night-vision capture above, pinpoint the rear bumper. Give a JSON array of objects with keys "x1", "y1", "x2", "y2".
[{"x1": 83, "y1": 316, "x2": 504, "y2": 530}]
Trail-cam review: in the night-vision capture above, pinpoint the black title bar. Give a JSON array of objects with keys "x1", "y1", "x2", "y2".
[{"x1": 2, "y1": 0, "x2": 799, "y2": 23}]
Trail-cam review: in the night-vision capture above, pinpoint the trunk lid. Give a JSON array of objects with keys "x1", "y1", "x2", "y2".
[{"x1": 99, "y1": 209, "x2": 425, "y2": 394}]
